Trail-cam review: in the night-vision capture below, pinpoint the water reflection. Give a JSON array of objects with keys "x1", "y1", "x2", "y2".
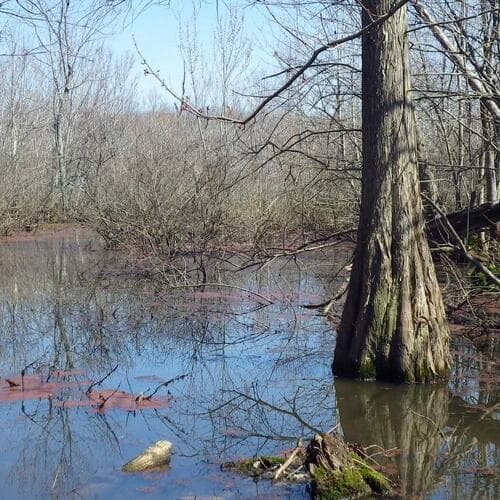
[
  {"x1": 337, "y1": 381, "x2": 448, "y2": 497},
  {"x1": 0, "y1": 228, "x2": 497, "y2": 499},
  {"x1": 336, "y1": 379, "x2": 498, "y2": 499}
]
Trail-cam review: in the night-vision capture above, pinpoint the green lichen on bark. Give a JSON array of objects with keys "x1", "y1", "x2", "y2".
[
  {"x1": 413, "y1": 360, "x2": 449, "y2": 383},
  {"x1": 358, "y1": 358, "x2": 376, "y2": 380}
]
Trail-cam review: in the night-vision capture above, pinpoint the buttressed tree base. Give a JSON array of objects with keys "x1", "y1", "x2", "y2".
[{"x1": 333, "y1": 0, "x2": 450, "y2": 383}]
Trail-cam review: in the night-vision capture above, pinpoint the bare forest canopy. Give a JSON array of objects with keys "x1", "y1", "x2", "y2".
[{"x1": 0, "y1": 0, "x2": 498, "y2": 260}]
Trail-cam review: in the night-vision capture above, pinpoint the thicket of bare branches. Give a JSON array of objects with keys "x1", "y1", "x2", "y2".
[{"x1": 0, "y1": 1, "x2": 498, "y2": 269}]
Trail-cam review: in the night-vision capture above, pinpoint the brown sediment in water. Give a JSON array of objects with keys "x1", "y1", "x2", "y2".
[
  {"x1": 0, "y1": 374, "x2": 85, "y2": 403},
  {"x1": 0, "y1": 371, "x2": 170, "y2": 412},
  {"x1": 0, "y1": 223, "x2": 95, "y2": 243},
  {"x1": 469, "y1": 295, "x2": 500, "y2": 316},
  {"x1": 55, "y1": 389, "x2": 171, "y2": 412}
]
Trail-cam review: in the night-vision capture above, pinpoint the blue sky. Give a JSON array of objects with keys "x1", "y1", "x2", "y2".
[
  {"x1": 108, "y1": 1, "x2": 275, "y2": 104},
  {"x1": 0, "y1": 0, "x2": 314, "y2": 109}
]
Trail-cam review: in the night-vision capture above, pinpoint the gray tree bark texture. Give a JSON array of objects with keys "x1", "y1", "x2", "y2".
[{"x1": 333, "y1": 0, "x2": 450, "y2": 382}]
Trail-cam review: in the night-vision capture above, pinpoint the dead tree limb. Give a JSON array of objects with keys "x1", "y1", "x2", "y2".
[
  {"x1": 426, "y1": 202, "x2": 500, "y2": 243},
  {"x1": 411, "y1": 0, "x2": 500, "y2": 124},
  {"x1": 137, "y1": 1, "x2": 410, "y2": 125},
  {"x1": 424, "y1": 196, "x2": 500, "y2": 287}
]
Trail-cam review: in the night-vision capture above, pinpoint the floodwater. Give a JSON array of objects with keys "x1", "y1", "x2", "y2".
[{"x1": 0, "y1": 227, "x2": 497, "y2": 499}]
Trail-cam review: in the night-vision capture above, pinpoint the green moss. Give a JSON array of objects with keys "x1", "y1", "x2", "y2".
[
  {"x1": 358, "y1": 358, "x2": 376, "y2": 380},
  {"x1": 309, "y1": 454, "x2": 392, "y2": 499},
  {"x1": 310, "y1": 466, "x2": 371, "y2": 499},
  {"x1": 260, "y1": 456, "x2": 285, "y2": 467},
  {"x1": 223, "y1": 455, "x2": 285, "y2": 477},
  {"x1": 357, "y1": 462, "x2": 391, "y2": 495},
  {"x1": 224, "y1": 458, "x2": 256, "y2": 475}
]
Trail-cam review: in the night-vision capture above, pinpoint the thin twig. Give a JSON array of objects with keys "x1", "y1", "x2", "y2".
[
  {"x1": 409, "y1": 408, "x2": 450, "y2": 452},
  {"x1": 86, "y1": 364, "x2": 118, "y2": 395},
  {"x1": 144, "y1": 373, "x2": 188, "y2": 401},
  {"x1": 97, "y1": 384, "x2": 121, "y2": 410},
  {"x1": 135, "y1": 1, "x2": 410, "y2": 126},
  {"x1": 233, "y1": 390, "x2": 321, "y2": 434}
]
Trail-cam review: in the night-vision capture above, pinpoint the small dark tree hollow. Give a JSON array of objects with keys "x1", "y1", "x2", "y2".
[{"x1": 333, "y1": 0, "x2": 450, "y2": 382}]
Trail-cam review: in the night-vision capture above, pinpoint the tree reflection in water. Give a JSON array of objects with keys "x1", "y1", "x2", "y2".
[
  {"x1": 335, "y1": 379, "x2": 498, "y2": 499},
  {"x1": 0, "y1": 228, "x2": 497, "y2": 499}
]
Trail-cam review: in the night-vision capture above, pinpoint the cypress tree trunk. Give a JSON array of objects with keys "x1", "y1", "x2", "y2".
[{"x1": 332, "y1": 1, "x2": 450, "y2": 382}]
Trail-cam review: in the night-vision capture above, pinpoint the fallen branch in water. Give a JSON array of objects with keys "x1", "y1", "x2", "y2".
[
  {"x1": 142, "y1": 373, "x2": 188, "y2": 401},
  {"x1": 122, "y1": 440, "x2": 173, "y2": 472},
  {"x1": 273, "y1": 439, "x2": 304, "y2": 482},
  {"x1": 426, "y1": 201, "x2": 500, "y2": 242},
  {"x1": 300, "y1": 262, "x2": 352, "y2": 313},
  {"x1": 86, "y1": 364, "x2": 118, "y2": 395},
  {"x1": 97, "y1": 384, "x2": 121, "y2": 410},
  {"x1": 5, "y1": 379, "x2": 20, "y2": 388},
  {"x1": 423, "y1": 195, "x2": 500, "y2": 288},
  {"x1": 323, "y1": 280, "x2": 350, "y2": 316},
  {"x1": 223, "y1": 452, "x2": 307, "y2": 482}
]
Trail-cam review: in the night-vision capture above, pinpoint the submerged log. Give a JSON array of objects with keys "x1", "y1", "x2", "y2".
[
  {"x1": 122, "y1": 440, "x2": 172, "y2": 472},
  {"x1": 306, "y1": 433, "x2": 391, "y2": 499}
]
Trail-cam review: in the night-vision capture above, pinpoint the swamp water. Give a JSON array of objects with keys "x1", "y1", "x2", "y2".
[{"x1": 0, "y1": 227, "x2": 497, "y2": 499}]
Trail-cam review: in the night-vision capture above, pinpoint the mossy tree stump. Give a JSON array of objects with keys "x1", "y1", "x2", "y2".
[{"x1": 306, "y1": 433, "x2": 391, "y2": 499}]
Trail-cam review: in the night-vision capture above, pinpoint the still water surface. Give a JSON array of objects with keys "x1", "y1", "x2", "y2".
[{"x1": 0, "y1": 227, "x2": 497, "y2": 499}]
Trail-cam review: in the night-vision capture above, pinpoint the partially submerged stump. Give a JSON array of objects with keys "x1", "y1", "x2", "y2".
[
  {"x1": 221, "y1": 433, "x2": 391, "y2": 498},
  {"x1": 306, "y1": 433, "x2": 391, "y2": 499},
  {"x1": 122, "y1": 440, "x2": 172, "y2": 472}
]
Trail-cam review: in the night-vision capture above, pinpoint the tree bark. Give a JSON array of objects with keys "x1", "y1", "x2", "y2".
[{"x1": 333, "y1": 0, "x2": 450, "y2": 382}]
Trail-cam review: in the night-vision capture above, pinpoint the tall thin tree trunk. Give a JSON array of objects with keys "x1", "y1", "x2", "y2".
[
  {"x1": 333, "y1": 0, "x2": 450, "y2": 382},
  {"x1": 480, "y1": 1, "x2": 499, "y2": 208}
]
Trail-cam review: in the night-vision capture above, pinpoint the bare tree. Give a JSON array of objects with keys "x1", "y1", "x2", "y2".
[
  {"x1": 7, "y1": 1, "x2": 122, "y2": 216},
  {"x1": 411, "y1": 0, "x2": 499, "y2": 231}
]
